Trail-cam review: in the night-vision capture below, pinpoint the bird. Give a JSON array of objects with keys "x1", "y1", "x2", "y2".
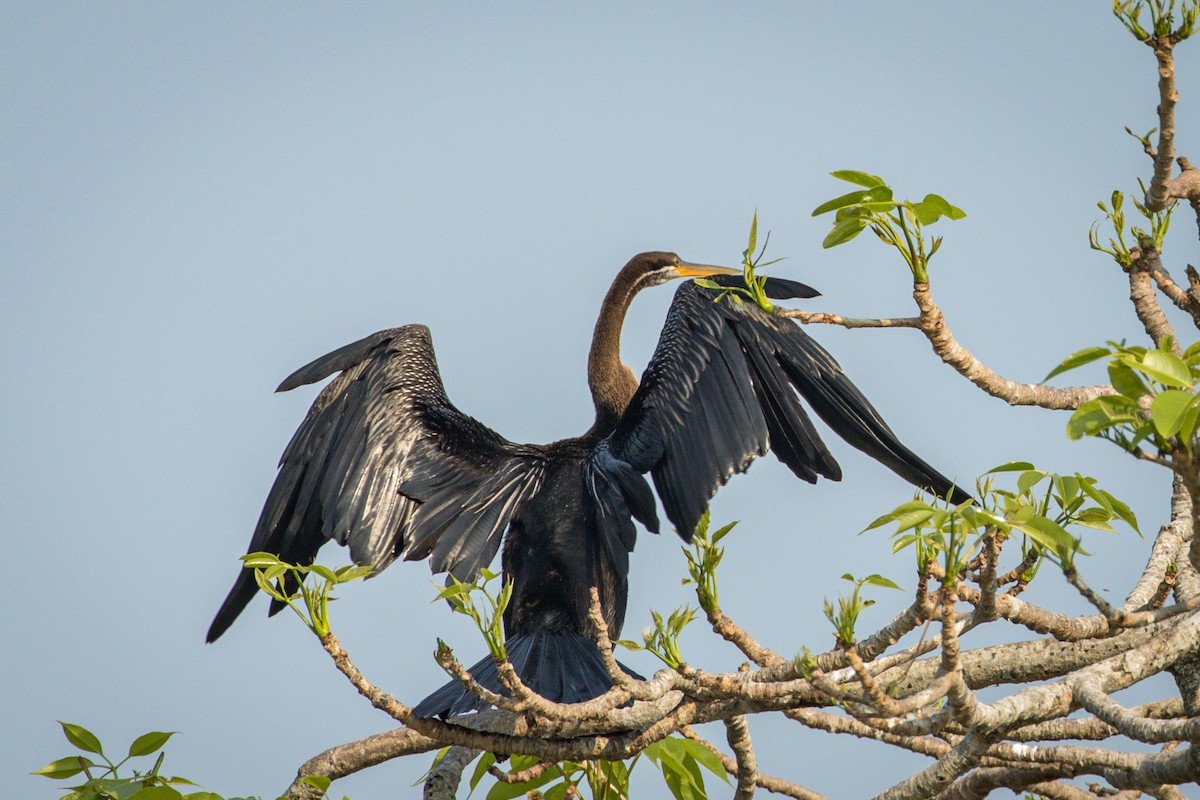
[{"x1": 207, "y1": 251, "x2": 968, "y2": 719}]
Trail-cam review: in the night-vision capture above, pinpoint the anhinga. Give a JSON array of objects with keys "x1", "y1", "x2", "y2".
[{"x1": 208, "y1": 252, "x2": 967, "y2": 718}]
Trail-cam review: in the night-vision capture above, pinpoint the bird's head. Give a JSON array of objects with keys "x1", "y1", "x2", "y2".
[
  {"x1": 625, "y1": 251, "x2": 740, "y2": 289},
  {"x1": 625, "y1": 251, "x2": 821, "y2": 299}
]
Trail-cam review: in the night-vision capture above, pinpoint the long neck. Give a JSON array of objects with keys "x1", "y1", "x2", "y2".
[{"x1": 586, "y1": 264, "x2": 645, "y2": 438}]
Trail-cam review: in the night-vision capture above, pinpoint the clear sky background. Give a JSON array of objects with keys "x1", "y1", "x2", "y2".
[{"x1": 5, "y1": 3, "x2": 1199, "y2": 799}]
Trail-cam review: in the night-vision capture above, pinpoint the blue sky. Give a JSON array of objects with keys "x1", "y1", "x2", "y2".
[{"x1": 5, "y1": 3, "x2": 1197, "y2": 798}]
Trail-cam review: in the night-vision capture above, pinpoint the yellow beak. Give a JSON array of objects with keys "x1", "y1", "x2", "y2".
[{"x1": 674, "y1": 261, "x2": 741, "y2": 279}]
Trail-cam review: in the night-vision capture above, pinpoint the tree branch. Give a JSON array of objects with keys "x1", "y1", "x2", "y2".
[
  {"x1": 423, "y1": 746, "x2": 479, "y2": 800},
  {"x1": 724, "y1": 715, "x2": 758, "y2": 800},
  {"x1": 1144, "y1": 35, "x2": 1181, "y2": 213},
  {"x1": 912, "y1": 283, "x2": 1112, "y2": 409}
]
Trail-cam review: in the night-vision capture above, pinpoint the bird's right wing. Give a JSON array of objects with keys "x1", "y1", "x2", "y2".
[
  {"x1": 607, "y1": 279, "x2": 966, "y2": 542},
  {"x1": 207, "y1": 326, "x2": 544, "y2": 642}
]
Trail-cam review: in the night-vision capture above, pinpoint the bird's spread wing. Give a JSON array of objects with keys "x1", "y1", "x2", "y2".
[
  {"x1": 607, "y1": 279, "x2": 966, "y2": 541},
  {"x1": 207, "y1": 326, "x2": 543, "y2": 642}
]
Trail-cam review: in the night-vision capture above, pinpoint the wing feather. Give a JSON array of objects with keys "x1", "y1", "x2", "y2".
[
  {"x1": 608, "y1": 280, "x2": 966, "y2": 542},
  {"x1": 207, "y1": 326, "x2": 542, "y2": 642}
]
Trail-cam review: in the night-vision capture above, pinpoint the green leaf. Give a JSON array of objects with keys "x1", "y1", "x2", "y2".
[
  {"x1": 1053, "y1": 474, "x2": 1080, "y2": 503},
  {"x1": 910, "y1": 199, "x2": 942, "y2": 226},
  {"x1": 1138, "y1": 350, "x2": 1193, "y2": 388},
  {"x1": 861, "y1": 574, "x2": 902, "y2": 590},
  {"x1": 709, "y1": 521, "x2": 738, "y2": 543},
  {"x1": 1150, "y1": 389, "x2": 1199, "y2": 436},
  {"x1": 308, "y1": 564, "x2": 337, "y2": 581},
  {"x1": 1182, "y1": 340, "x2": 1200, "y2": 364},
  {"x1": 923, "y1": 193, "x2": 966, "y2": 220},
  {"x1": 830, "y1": 169, "x2": 885, "y2": 188},
  {"x1": 1108, "y1": 360, "x2": 1150, "y2": 399},
  {"x1": 675, "y1": 739, "x2": 730, "y2": 783},
  {"x1": 891, "y1": 508, "x2": 936, "y2": 534},
  {"x1": 434, "y1": 583, "x2": 475, "y2": 601},
  {"x1": 469, "y1": 752, "x2": 497, "y2": 791},
  {"x1": 181, "y1": 794, "x2": 226, "y2": 800},
  {"x1": 863, "y1": 185, "x2": 894, "y2": 203},
  {"x1": 127, "y1": 731, "x2": 176, "y2": 758},
  {"x1": 1044, "y1": 346, "x2": 1111, "y2": 381},
  {"x1": 262, "y1": 563, "x2": 288, "y2": 581},
  {"x1": 334, "y1": 564, "x2": 374, "y2": 582},
  {"x1": 1100, "y1": 490, "x2": 1141, "y2": 535},
  {"x1": 32, "y1": 755, "x2": 96, "y2": 779},
  {"x1": 1014, "y1": 515, "x2": 1080, "y2": 562},
  {"x1": 1016, "y1": 470, "x2": 1047, "y2": 495},
  {"x1": 821, "y1": 216, "x2": 867, "y2": 249},
  {"x1": 240, "y1": 552, "x2": 284, "y2": 568},
  {"x1": 297, "y1": 775, "x2": 331, "y2": 792},
  {"x1": 1179, "y1": 398, "x2": 1200, "y2": 442},
  {"x1": 127, "y1": 788, "x2": 183, "y2": 800},
  {"x1": 746, "y1": 211, "x2": 758, "y2": 257},
  {"x1": 60, "y1": 722, "x2": 104, "y2": 755},
  {"x1": 1066, "y1": 395, "x2": 1139, "y2": 440},
  {"x1": 863, "y1": 499, "x2": 933, "y2": 531},
  {"x1": 810, "y1": 189, "x2": 869, "y2": 217},
  {"x1": 833, "y1": 205, "x2": 871, "y2": 224},
  {"x1": 484, "y1": 764, "x2": 559, "y2": 800},
  {"x1": 1074, "y1": 508, "x2": 1117, "y2": 532},
  {"x1": 984, "y1": 461, "x2": 1036, "y2": 474},
  {"x1": 654, "y1": 744, "x2": 704, "y2": 800}
]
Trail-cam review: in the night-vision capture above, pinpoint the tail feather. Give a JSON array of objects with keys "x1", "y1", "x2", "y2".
[{"x1": 412, "y1": 630, "x2": 642, "y2": 719}]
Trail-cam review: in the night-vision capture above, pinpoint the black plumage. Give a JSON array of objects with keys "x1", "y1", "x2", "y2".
[{"x1": 207, "y1": 252, "x2": 968, "y2": 718}]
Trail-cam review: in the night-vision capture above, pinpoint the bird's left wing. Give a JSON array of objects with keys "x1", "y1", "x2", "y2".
[
  {"x1": 207, "y1": 325, "x2": 544, "y2": 642},
  {"x1": 607, "y1": 278, "x2": 966, "y2": 541}
]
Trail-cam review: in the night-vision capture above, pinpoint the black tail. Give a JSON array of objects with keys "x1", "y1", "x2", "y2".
[{"x1": 413, "y1": 629, "x2": 642, "y2": 719}]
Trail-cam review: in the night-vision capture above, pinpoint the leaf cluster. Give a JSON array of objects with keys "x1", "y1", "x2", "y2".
[
  {"x1": 867, "y1": 464, "x2": 1137, "y2": 575},
  {"x1": 241, "y1": 552, "x2": 372, "y2": 637},
  {"x1": 449, "y1": 736, "x2": 727, "y2": 800},
  {"x1": 1049, "y1": 338, "x2": 1200, "y2": 458},
  {"x1": 626, "y1": 606, "x2": 698, "y2": 669},
  {"x1": 1089, "y1": 187, "x2": 1174, "y2": 267},
  {"x1": 812, "y1": 170, "x2": 965, "y2": 282},
  {"x1": 1113, "y1": 0, "x2": 1198, "y2": 41},
  {"x1": 463, "y1": 752, "x2": 626, "y2": 800},
  {"x1": 34, "y1": 722, "x2": 302, "y2": 800},
  {"x1": 865, "y1": 494, "x2": 980, "y2": 580},
  {"x1": 680, "y1": 510, "x2": 738, "y2": 613},
  {"x1": 822, "y1": 573, "x2": 901, "y2": 647},
  {"x1": 694, "y1": 211, "x2": 783, "y2": 312},
  {"x1": 434, "y1": 568, "x2": 513, "y2": 661}
]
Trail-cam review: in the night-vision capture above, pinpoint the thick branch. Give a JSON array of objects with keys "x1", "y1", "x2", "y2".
[
  {"x1": 1145, "y1": 256, "x2": 1200, "y2": 328},
  {"x1": 724, "y1": 715, "x2": 758, "y2": 800},
  {"x1": 1129, "y1": 247, "x2": 1182, "y2": 352},
  {"x1": 286, "y1": 727, "x2": 440, "y2": 799},
  {"x1": 1145, "y1": 37, "x2": 1181, "y2": 212},
  {"x1": 1074, "y1": 679, "x2": 1200, "y2": 743},
  {"x1": 704, "y1": 605, "x2": 787, "y2": 668},
  {"x1": 911, "y1": 283, "x2": 1111, "y2": 409},
  {"x1": 423, "y1": 746, "x2": 479, "y2": 800}
]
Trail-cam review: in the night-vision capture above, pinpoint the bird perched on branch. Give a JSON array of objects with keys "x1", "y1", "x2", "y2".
[{"x1": 207, "y1": 251, "x2": 967, "y2": 718}]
